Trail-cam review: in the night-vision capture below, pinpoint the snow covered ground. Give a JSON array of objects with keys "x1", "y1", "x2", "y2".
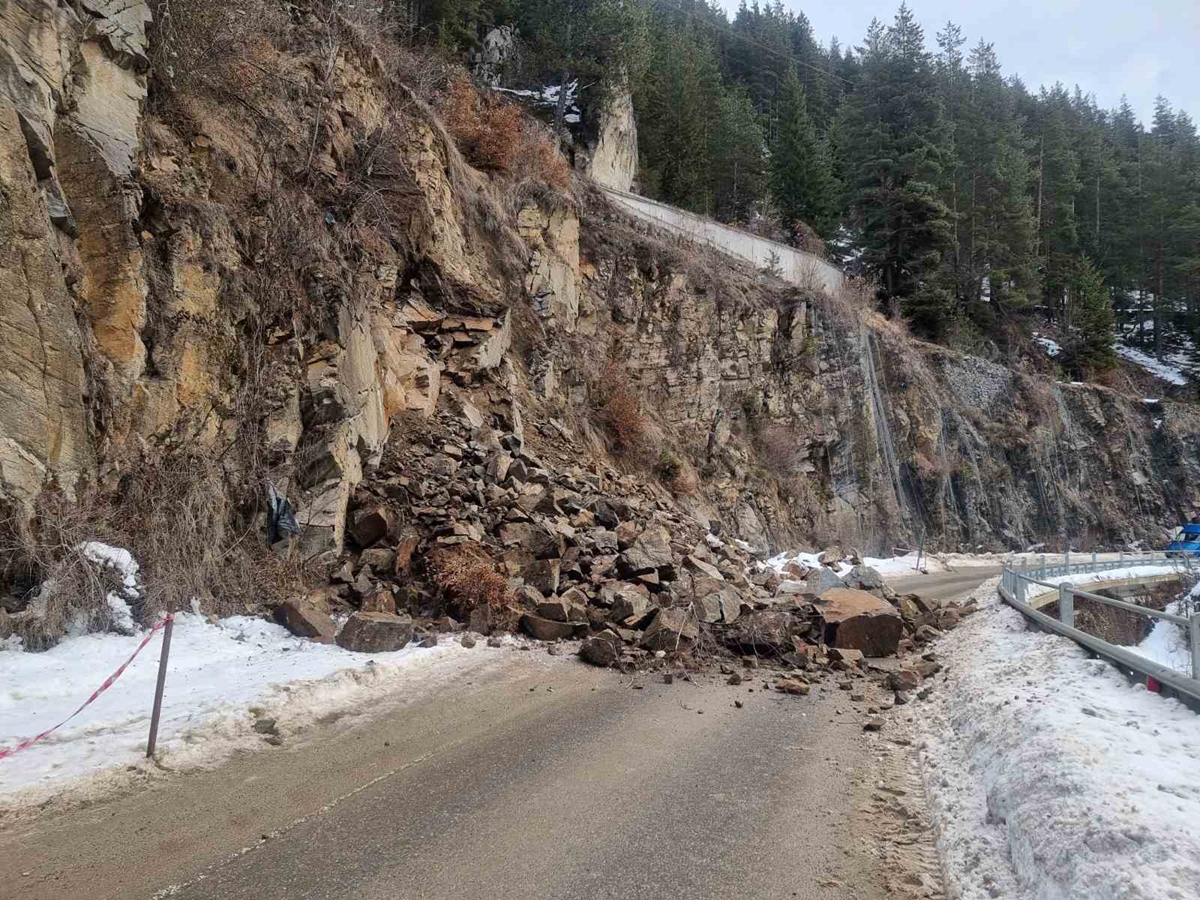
[
  {"x1": 767, "y1": 548, "x2": 1176, "y2": 581},
  {"x1": 0, "y1": 614, "x2": 524, "y2": 810},
  {"x1": 1115, "y1": 343, "x2": 1189, "y2": 386},
  {"x1": 768, "y1": 549, "x2": 940, "y2": 577},
  {"x1": 918, "y1": 573, "x2": 1200, "y2": 900}
]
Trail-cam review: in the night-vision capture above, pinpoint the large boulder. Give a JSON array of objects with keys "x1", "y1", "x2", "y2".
[
  {"x1": 336, "y1": 612, "x2": 414, "y2": 652},
  {"x1": 691, "y1": 577, "x2": 742, "y2": 624},
  {"x1": 498, "y1": 523, "x2": 562, "y2": 560},
  {"x1": 349, "y1": 506, "x2": 399, "y2": 548},
  {"x1": 274, "y1": 595, "x2": 337, "y2": 643},
  {"x1": 522, "y1": 558, "x2": 562, "y2": 595},
  {"x1": 842, "y1": 565, "x2": 885, "y2": 592},
  {"x1": 518, "y1": 614, "x2": 578, "y2": 643},
  {"x1": 805, "y1": 567, "x2": 844, "y2": 596},
  {"x1": 579, "y1": 630, "x2": 623, "y2": 667},
  {"x1": 816, "y1": 588, "x2": 903, "y2": 657},
  {"x1": 621, "y1": 525, "x2": 674, "y2": 574},
  {"x1": 640, "y1": 608, "x2": 698, "y2": 651},
  {"x1": 599, "y1": 581, "x2": 653, "y2": 622}
]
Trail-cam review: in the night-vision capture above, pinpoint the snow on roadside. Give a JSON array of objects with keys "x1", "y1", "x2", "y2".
[
  {"x1": 0, "y1": 614, "x2": 520, "y2": 809},
  {"x1": 918, "y1": 574, "x2": 1200, "y2": 900},
  {"x1": 767, "y1": 550, "x2": 939, "y2": 577},
  {"x1": 1131, "y1": 602, "x2": 1194, "y2": 677}
]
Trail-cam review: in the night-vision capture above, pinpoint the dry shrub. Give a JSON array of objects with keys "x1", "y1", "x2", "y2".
[
  {"x1": 428, "y1": 543, "x2": 512, "y2": 617},
  {"x1": 755, "y1": 424, "x2": 805, "y2": 474},
  {"x1": 790, "y1": 221, "x2": 827, "y2": 259},
  {"x1": 0, "y1": 493, "x2": 125, "y2": 651},
  {"x1": 0, "y1": 459, "x2": 316, "y2": 650},
  {"x1": 442, "y1": 77, "x2": 570, "y2": 189},
  {"x1": 592, "y1": 360, "x2": 652, "y2": 461},
  {"x1": 657, "y1": 451, "x2": 698, "y2": 496},
  {"x1": 148, "y1": 0, "x2": 291, "y2": 114}
]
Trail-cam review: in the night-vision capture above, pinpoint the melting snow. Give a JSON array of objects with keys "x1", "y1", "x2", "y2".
[
  {"x1": 0, "y1": 614, "x2": 507, "y2": 808},
  {"x1": 1115, "y1": 343, "x2": 1188, "y2": 386},
  {"x1": 1032, "y1": 332, "x2": 1061, "y2": 357},
  {"x1": 919, "y1": 573, "x2": 1200, "y2": 900}
]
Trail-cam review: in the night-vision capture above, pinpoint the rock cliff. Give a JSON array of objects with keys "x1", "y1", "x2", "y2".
[{"x1": 1, "y1": 1, "x2": 1198, "y2": 643}]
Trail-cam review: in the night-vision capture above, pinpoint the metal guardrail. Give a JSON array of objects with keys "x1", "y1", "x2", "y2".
[{"x1": 999, "y1": 552, "x2": 1200, "y2": 703}]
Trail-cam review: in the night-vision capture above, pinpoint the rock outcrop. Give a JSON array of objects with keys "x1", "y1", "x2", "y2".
[{"x1": 2, "y1": 2, "x2": 1199, "y2": 656}]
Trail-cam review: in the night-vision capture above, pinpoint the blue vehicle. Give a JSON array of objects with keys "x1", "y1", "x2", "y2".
[{"x1": 1166, "y1": 522, "x2": 1200, "y2": 557}]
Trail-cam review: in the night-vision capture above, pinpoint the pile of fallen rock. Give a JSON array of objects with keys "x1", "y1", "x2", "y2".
[{"x1": 271, "y1": 406, "x2": 976, "y2": 698}]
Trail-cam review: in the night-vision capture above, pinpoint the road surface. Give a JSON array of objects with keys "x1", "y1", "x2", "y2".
[
  {"x1": 1, "y1": 647, "x2": 944, "y2": 900},
  {"x1": 0, "y1": 565, "x2": 1002, "y2": 900},
  {"x1": 889, "y1": 567, "x2": 1001, "y2": 603}
]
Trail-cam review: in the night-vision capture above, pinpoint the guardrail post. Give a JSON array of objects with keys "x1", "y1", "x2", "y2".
[
  {"x1": 1059, "y1": 583, "x2": 1074, "y2": 628},
  {"x1": 1040, "y1": 554, "x2": 1046, "y2": 578},
  {"x1": 1191, "y1": 613, "x2": 1200, "y2": 681},
  {"x1": 1065, "y1": 549, "x2": 1070, "y2": 572},
  {"x1": 1091, "y1": 550, "x2": 1097, "y2": 571}
]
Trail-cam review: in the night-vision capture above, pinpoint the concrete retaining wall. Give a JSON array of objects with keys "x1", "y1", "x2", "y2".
[{"x1": 600, "y1": 188, "x2": 845, "y2": 296}]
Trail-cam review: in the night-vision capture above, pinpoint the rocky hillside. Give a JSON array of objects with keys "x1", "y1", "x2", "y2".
[{"x1": 2, "y1": 0, "x2": 1199, "y2": 650}]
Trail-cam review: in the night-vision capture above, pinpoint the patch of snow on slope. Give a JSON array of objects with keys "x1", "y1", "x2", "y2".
[
  {"x1": 1032, "y1": 333, "x2": 1061, "y2": 357},
  {"x1": 918, "y1": 575, "x2": 1200, "y2": 900},
  {"x1": 1115, "y1": 343, "x2": 1188, "y2": 386},
  {"x1": 0, "y1": 614, "x2": 507, "y2": 807}
]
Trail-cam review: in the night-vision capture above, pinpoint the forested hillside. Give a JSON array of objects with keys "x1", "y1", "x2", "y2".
[{"x1": 407, "y1": 0, "x2": 1200, "y2": 386}]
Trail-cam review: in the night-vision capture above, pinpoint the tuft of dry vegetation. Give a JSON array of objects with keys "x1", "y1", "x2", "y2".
[
  {"x1": 0, "y1": 460, "x2": 317, "y2": 650},
  {"x1": 441, "y1": 77, "x2": 570, "y2": 189},
  {"x1": 755, "y1": 423, "x2": 805, "y2": 474},
  {"x1": 428, "y1": 543, "x2": 512, "y2": 618},
  {"x1": 592, "y1": 359, "x2": 653, "y2": 462}
]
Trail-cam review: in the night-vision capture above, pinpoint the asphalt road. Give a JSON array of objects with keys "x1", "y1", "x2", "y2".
[
  {"x1": 888, "y1": 567, "x2": 1001, "y2": 603},
  {"x1": 0, "y1": 646, "x2": 942, "y2": 900}
]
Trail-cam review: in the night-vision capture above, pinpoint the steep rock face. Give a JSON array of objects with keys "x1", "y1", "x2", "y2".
[
  {"x1": 1, "y1": 3, "x2": 1197, "y2": 567},
  {"x1": 0, "y1": 108, "x2": 92, "y2": 503},
  {"x1": 0, "y1": 0, "x2": 151, "y2": 504},
  {"x1": 585, "y1": 89, "x2": 638, "y2": 193}
]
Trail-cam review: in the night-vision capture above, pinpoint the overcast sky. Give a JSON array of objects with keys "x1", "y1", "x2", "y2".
[{"x1": 716, "y1": 1, "x2": 1200, "y2": 126}]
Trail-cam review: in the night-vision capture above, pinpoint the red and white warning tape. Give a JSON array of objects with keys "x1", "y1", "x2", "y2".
[{"x1": 0, "y1": 615, "x2": 174, "y2": 762}]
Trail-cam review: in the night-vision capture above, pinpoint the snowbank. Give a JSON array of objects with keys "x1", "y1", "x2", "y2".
[
  {"x1": 0, "y1": 614, "x2": 513, "y2": 808},
  {"x1": 918, "y1": 575, "x2": 1200, "y2": 900}
]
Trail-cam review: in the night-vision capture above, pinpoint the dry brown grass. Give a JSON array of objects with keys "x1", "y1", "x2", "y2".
[
  {"x1": 0, "y1": 460, "x2": 317, "y2": 650},
  {"x1": 755, "y1": 423, "x2": 805, "y2": 475},
  {"x1": 428, "y1": 543, "x2": 512, "y2": 617},
  {"x1": 592, "y1": 360, "x2": 652, "y2": 461},
  {"x1": 442, "y1": 77, "x2": 570, "y2": 189}
]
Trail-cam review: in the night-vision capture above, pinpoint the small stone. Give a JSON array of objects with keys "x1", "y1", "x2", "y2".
[
  {"x1": 776, "y1": 678, "x2": 810, "y2": 696},
  {"x1": 460, "y1": 634, "x2": 477, "y2": 648},
  {"x1": 420, "y1": 635, "x2": 438, "y2": 648},
  {"x1": 864, "y1": 717, "x2": 885, "y2": 732}
]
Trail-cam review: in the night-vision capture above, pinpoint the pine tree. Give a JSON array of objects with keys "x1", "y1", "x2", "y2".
[
  {"x1": 771, "y1": 65, "x2": 838, "y2": 240},
  {"x1": 519, "y1": 0, "x2": 649, "y2": 135},
  {"x1": 710, "y1": 85, "x2": 768, "y2": 224},
  {"x1": 1031, "y1": 84, "x2": 1082, "y2": 314},
  {"x1": 839, "y1": 5, "x2": 956, "y2": 335},
  {"x1": 956, "y1": 40, "x2": 1038, "y2": 315},
  {"x1": 1061, "y1": 258, "x2": 1116, "y2": 377},
  {"x1": 636, "y1": 18, "x2": 724, "y2": 212}
]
